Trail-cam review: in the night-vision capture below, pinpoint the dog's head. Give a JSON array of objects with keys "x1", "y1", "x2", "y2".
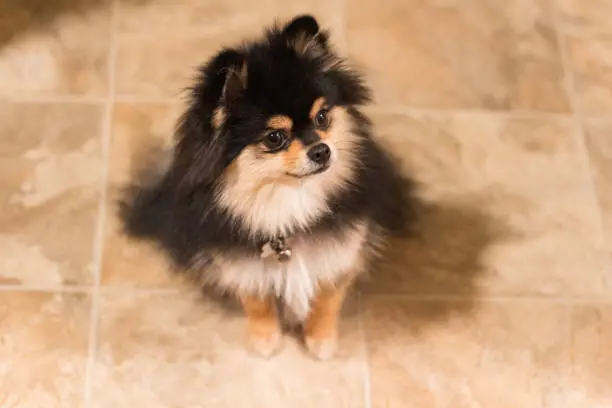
[{"x1": 174, "y1": 15, "x2": 372, "y2": 236}]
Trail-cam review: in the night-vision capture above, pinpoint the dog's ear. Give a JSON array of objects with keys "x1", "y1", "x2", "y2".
[
  {"x1": 221, "y1": 61, "x2": 247, "y2": 106},
  {"x1": 174, "y1": 103, "x2": 228, "y2": 191},
  {"x1": 173, "y1": 48, "x2": 247, "y2": 191},
  {"x1": 204, "y1": 48, "x2": 248, "y2": 106},
  {"x1": 282, "y1": 15, "x2": 329, "y2": 57}
]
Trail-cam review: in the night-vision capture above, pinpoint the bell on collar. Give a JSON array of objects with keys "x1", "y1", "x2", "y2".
[{"x1": 277, "y1": 248, "x2": 291, "y2": 262}]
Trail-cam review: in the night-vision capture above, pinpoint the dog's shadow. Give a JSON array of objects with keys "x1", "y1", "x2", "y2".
[{"x1": 357, "y1": 196, "x2": 516, "y2": 323}]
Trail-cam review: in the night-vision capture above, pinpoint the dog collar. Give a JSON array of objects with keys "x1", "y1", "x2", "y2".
[{"x1": 260, "y1": 236, "x2": 292, "y2": 262}]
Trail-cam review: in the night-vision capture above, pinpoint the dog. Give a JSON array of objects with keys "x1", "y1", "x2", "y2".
[{"x1": 119, "y1": 15, "x2": 413, "y2": 360}]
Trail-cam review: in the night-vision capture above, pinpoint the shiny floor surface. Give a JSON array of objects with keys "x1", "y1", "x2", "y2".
[{"x1": 0, "y1": 1, "x2": 611, "y2": 407}]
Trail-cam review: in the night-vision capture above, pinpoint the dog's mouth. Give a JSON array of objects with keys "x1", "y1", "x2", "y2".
[{"x1": 286, "y1": 164, "x2": 331, "y2": 179}]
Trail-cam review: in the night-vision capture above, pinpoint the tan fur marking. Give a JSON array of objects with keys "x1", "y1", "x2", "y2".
[
  {"x1": 315, "y1": 129, "x2": 330, "y2": 140},
  {"x1": 267, "y1": 115, "x2": 293, "y2": 130},
  {"x1": 241, "y1": 294, "x2": 278, "y2": 327},
  {"x1": 240, "y1": 294, "x2": 282, "y2": 357},
  {"x1": 304, "y1": 281, "x2": 352, "y2": 359},
  {"x1": 305, "y1": 282, "x2": 350, "y2": 339},
  {"x1": 309, "y1": 97, "x2": 326, "y2": 120},
  {"x1": 282, "y1": 138, "x2": 305, "y2": 169},
  {"x1": 212, "y1": 107, "x2": 226, "y2": 128}
]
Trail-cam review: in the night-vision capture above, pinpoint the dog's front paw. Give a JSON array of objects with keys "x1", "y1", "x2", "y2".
[
  {"x1": 305, "y1": 334, "x2": 338, "y2": 360},
  {"x1": 246, "y1": 327, "x2": 283, "y2": 358}
]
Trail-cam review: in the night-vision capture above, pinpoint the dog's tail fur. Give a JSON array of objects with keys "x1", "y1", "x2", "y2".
[{"x1": 117, "y1": 143, "x2": 174, "y2": 241}]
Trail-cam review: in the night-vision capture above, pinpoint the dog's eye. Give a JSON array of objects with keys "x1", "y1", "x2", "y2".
[
  {"x1": 314, "y1": 109, "x2": 330, "y2": 128},
  {"x1": 262, "y1": 130, "x2": 288, "y2": 151}
]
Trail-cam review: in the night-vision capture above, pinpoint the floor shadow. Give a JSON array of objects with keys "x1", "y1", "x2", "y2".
[{"x1": 358, "y1": 194, "x2": 518, "y2": 324}]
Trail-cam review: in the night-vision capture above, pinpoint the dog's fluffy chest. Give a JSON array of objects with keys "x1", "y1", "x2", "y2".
[{"x1": 208, "y1": 222, "x2": 369, "y2": 320}]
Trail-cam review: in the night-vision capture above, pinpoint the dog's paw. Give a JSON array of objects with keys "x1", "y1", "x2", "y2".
[
  {"x1": 305, "y1": 335, "x2": 338, "y2": 360},
  {"x1": 246, "y1": 329, "x2": 283, "y2": 358}
]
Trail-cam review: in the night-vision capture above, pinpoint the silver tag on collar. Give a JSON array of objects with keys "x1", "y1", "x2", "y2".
[{"x1": 277, "y1": 248, "x2": 292, "y2": 262}]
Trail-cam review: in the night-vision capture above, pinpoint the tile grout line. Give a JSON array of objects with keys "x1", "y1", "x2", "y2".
[
  {"x1": 357, "y1": 292, "x2": 372, "y2": 408},
  {"x1": 0, "y1": 284, "x2": 610, "y2": 303},
  {"x1": 565, "y1": 300, "x2": 574, "y2": 376},
  {"x1": 0, "y1": 95, "x2": 108, "y2": 104},
  {"x1": 551, "y1": 0, "x2": 607, "y2": 248},
  {"x1": 551, "y1": 7, "x2": 610, "y2": 367},
  {"x1": 361, "y1": 293, "x2": 612, "y2": 304},
  {"x1": 83, "y1": 1, "x2": 119, "y2": 407},
  {"x1": 1, "y1": 95, "x2": 178, "y2": 104},
  {"x1": 1, "y1": 98, "x2": 572, "y2": 119},
  {"x1": 8, "y1": 94, "x2": 612, "y2": 121},
  {"x1": 0, "y1": 285, "x2": 94, "y2": 293},
  {"x1": 342, "y1": 3, "x2": 371, "y2": 406},
  {"x1": 0, "y1": 285, "x2": 183, "y2": 294},
  {"x1": 363, "y1": 105, "x2": 574, "y2": 120}
]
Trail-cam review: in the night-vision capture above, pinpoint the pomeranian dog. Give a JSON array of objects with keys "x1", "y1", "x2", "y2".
[{"x1": 120, "y1": 15, "x2": 412, "y2": 360}]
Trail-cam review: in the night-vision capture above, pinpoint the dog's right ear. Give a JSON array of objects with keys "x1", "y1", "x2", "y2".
[
  {"x1": 221, "y1": 61, "x2": 247, "y2": 107},
  {"x1": 174, "y1": 48, "x2": 247, "y2": 191},
  {"x1": 208, "y1": 48, "x2": 248, "y2": 107}
]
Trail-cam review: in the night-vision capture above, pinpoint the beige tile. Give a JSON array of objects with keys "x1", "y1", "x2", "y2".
[
  {"x1": 346, "y1": 0, "x2": 569, "y2": 112},
  {"x1": 0, "y1": 103, "x2": 104, "y2": 286},
  {"x1": 558, "y1": 0, "x2": 612, "y2": 37},
  {"x1": 552, "y1": 305, "x2": 612, "y2": 408},
  {"x1": 0, "y1": 292, "x2": 91, "y2": 407},
  {"x1": 362, "y1": 111, "x2": 609, "y2": 297},
  {"x1": 0, "y1": 0, "x2": 111, "y2": 97},
  {"x1": 91, "y1": 291, "x2": 366, "y2": 408},
  {"x1": 363, "y1": 297, "x2": 570, "y2": 408},
  {"x1": 584, "y1": 120, "x2": 612, "y2": 253},
  {"x1": 101, "y1": 103, "x2": 184, "y2": 287},
  {"x1": 567, "y1": 38, "x2": 612, "y2": 115},
  {"x1": 559, "y1": 0, "x2": 612, "y2": 116},
  {"x1": 115, "y1": 0, "x2": 343, "y2": 98}
]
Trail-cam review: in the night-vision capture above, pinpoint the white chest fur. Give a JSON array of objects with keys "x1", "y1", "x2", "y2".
[{"x1": 206, "y1": 221, "x2": 368, "y2": 320}]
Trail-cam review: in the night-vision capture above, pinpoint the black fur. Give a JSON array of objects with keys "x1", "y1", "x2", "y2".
[{"x1": 119, "y1": 15, "x2": 414, "y2": 274}]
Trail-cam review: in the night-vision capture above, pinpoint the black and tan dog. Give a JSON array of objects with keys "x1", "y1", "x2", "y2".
[{"x1": 120, "y1": 15, "x2": 412, "y2": 360}]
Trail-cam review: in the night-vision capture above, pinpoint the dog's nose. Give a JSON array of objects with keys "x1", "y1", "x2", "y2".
[{"x1": 307, "y1": 143, "x2": 331, "y2": 165}]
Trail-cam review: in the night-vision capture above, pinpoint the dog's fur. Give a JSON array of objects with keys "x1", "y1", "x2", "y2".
[{"x1": 119, "y1": 15, "x2": 413, "y2": 359}]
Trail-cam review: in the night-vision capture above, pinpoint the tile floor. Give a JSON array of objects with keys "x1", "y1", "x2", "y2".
[{"x1": 0, "y1": 0, "x2": 611, "y2": 407}]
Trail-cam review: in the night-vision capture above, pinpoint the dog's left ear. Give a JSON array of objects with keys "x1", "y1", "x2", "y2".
[
  {"x1": 282, "y1": 15, "x2": 329, "y2": 56},
  {"x1": 174, "y1": 49, "x2": 248, "y2": 191}
]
